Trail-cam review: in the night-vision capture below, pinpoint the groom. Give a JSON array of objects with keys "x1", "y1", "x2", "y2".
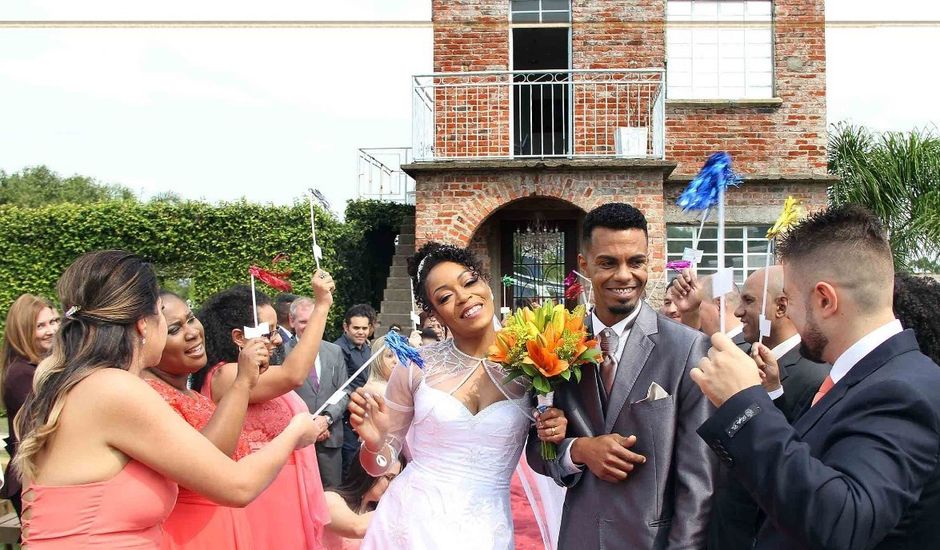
[{"x1": 528, "y1": 203, "x2": 715, "y2": 549}]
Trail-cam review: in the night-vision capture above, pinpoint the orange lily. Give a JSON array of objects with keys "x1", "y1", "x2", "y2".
[
  {"x1": 524, "y1": 331, "x2": 569, "y2": 378},
  {"x1": 488, "y1": 331, "x2": 516, "y2": 364}
]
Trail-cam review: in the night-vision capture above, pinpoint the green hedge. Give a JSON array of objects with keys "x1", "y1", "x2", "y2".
[{"x1": 0, "y1": 199, "x2": 414, "y2": 340}]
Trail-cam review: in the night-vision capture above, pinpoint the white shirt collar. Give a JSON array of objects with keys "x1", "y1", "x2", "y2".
[
  {"x1": 591, "y1": 305, "x2": 641, "y2": 362},
  {"x1": 726, "y1": 324, "x2": 743, "y2": 339},
  {"x1": 771, "y1": 333, "x2": 801, "y2": 360},
  {"x1": 592, "y1": 304, "x2": 641, "y2": 339},
  {"x1": 829, "y1": 319, "x2": 903, "y2": 384}
]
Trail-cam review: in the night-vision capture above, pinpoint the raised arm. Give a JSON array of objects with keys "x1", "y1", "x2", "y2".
[
  {"x1": 213, "y1": 270, "x2": 334, "y2": 404},
  {"x1": 348, "y1": 359, "x2": 419, "y2": 476},
  {"x1": 105, "y1": 371, "x2": 320, "y2": 508},
  {"x1": 698, "y1": 381, "x2": 940, "y2": 550},
  {"x1": 199, "y1": 338, "x2": 265, "y2": 456}
]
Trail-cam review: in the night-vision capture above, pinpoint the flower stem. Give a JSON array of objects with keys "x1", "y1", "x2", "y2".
[{"x1": 541, "y1": 441, "x2": 557, "y2": 461}]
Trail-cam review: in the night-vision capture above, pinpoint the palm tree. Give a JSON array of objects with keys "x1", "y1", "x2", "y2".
[{"x1": 828, "y1": 123, "x2": 940, "y2": 271}]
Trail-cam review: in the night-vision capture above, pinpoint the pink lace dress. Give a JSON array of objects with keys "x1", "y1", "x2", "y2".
[
  {"x1": 145, "y1": 378, "x2": 253, "y2": 549},
  {"x1": 201, "y1": 363, "x2": 330, "y2": 550}
]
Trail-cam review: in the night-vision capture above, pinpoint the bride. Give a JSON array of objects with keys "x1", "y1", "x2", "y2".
[{"x1": 348, "y1": 242, "x2": 569, "y2": 549}]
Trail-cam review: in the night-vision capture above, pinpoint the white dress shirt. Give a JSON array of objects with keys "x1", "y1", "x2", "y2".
[
  {"x1": 829, "y1": 319, "x2": 903, "y2": 385},
  {"x1": 560, "y1": 306, "x2": 642, "y2": 474},
  {"x1": 766, "y1": 333, "x2": 802, "y2": 400}
]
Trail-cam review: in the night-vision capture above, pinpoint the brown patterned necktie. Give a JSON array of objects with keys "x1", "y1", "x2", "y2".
[{"x1": 599, "y1": 328, "x2": 619, "y2": 397}]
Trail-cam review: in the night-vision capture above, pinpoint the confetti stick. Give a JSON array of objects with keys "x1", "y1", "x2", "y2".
[
  {"x1": 307, "y1": 191, "x2": 323, "y2": 270},
  {"x1": 676, "y1": 152, "x2": 742, "y2": 334},
  {"x1": 313, "y1": 331, "x2": 423, "y2": 416}
]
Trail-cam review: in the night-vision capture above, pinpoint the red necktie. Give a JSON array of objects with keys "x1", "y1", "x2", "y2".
[{"x1": 811, "y1": 375, "x2": 834, "y2": 407}]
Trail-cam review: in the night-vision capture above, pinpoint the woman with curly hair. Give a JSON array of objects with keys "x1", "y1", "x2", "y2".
[
  {"x1": 1, "y1": 294, "x2": 59, "y2": 516},
  {"x1": 347, "y1": 242, "x2": 568, "y2": 549},
  {"x1": 194, "y1": 270, "x2": 335, "y2": 550},
  {"x1": 893, "y1": 272, "x2": 940, "y2": 365}
]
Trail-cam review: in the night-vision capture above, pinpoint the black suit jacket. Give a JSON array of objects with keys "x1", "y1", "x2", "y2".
[
  {"x1": 774, "y1": 345, "x2": 829, "y2": 422},
  {"x1": 707, "y1": 344, "x2": 829, "y2": 550},
  {"x1": 698, "y1": 330, "x2": 940, "y2": 550}
]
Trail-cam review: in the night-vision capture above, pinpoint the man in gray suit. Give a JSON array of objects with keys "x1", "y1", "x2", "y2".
[
  {"x1": 528, "y1": 203, "x2": 715, "y2": 549},
  {"x1": 286, "y1": 297, "x2": 348, "y2": 488}
]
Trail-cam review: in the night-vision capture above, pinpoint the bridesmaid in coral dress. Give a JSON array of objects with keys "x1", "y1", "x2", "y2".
[
  {"x1": 195, "y1": 271, "x2": 336, "y2": 550},
  {"x1": 15, "y1": 251, "x2": 325, "y2": 549},
  {"x1": 143, "y1": 291, "x2": 261, "y2": 549}
]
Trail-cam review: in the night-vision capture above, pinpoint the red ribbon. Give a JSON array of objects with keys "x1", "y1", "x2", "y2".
[{"x1": 249, "y1": 265, "x2": 293, "y2": 292}]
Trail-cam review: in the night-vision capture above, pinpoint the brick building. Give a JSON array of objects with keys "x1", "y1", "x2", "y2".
[{"x1": 373, "y1": 0, "x2": 832, "y2": 329}]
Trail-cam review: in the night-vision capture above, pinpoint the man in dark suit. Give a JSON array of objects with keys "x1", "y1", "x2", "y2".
[
  {"x1": 528, "y1": 203, "x2": 715, "y2": 549},
  {"x1": 334, "y1": 304, "x2": 374, "y2": 475},
  {"x1": 692, "y1": 205, "x2": 940, "y2": 549},
  {"x1": 708, "y1": 265, "x2": 830, "y2": 549}
]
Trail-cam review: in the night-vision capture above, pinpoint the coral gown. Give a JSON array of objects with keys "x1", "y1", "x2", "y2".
[
  {"x1": 22, "y1": 460, "x2": 177, "y2": 548},
  {"x1": 145, "y1": 378, "x2": 254, "y2": 549},
  {"x1": 202, "y1": 363, "x2": 330, "y2": 549}
]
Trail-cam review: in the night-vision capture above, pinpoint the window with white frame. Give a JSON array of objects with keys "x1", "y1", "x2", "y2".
[
  {"x1": 666, "y1": 224, "x2": 772, "y2": 284},
  {"x1": 511, "y1": 0, "x2": 571, "y2": 24},
  {"x1": 666, "y1": 0, "x2": 773, "y2": 99}
]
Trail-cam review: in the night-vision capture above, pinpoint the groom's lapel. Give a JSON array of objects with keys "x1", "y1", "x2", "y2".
[
  {"x1": 604, "y1": 303, "x2": 656, "y2": 432},
  {"x1": 579, "y1": 314, "x2": 605, "y2": 435}
]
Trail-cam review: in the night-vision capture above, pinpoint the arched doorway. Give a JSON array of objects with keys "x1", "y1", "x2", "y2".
[{"x1": 469, "y1": 196, "x2": 585, "y2": 310}]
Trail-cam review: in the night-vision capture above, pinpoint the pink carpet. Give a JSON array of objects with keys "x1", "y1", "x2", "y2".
[{"x1": 510, "y1": 471, "x2": 544, "y2": 550}]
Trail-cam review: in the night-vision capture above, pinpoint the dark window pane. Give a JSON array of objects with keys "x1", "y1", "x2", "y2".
[
  {"x1": 542, "y1": 12, "x2": 571, "y2": 22},
  {"x1": 512, "y1": 0, "x2": 541, "y2": 12},
  {"x1": 512, "y1": 12, "x2": 541, "y2": 22},
  {"x1": 543, "y1": 0, "x2": 570, "y2": 11}
]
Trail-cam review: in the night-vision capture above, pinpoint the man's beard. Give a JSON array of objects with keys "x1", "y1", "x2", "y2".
[
  {"x1": 608, "y1": 301, "x2": 638, "y2": 317},
  {"x1": 799, "y1": 314, "x2": 829, "y2": 363}
]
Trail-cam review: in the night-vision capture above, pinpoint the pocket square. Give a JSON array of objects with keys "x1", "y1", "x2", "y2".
[{"x1": 646, "y1": 382, "x2": 670, "y2": 401}]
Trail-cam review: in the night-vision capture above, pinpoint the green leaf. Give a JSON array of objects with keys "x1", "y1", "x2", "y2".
[
  {"x1": 573, "y1": 366, "x2": 583, "y2": 383},
  {"x1": 533, "y1": 376, "x2": 552, "y2": 394}
]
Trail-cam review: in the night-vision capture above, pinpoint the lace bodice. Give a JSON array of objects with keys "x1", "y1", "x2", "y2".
[
  {"x1": 359, "y1": 340, "x2": 534, "y2": 549},
  {"x1": 146, "y1": 377, "x2": 250, "y2": 460},
  {"x1": 200, "y1": 363, "x2": 299, "y2": 454},
  {"x1": 362, "y1": 339, "x2": 533, "y2": 476}
]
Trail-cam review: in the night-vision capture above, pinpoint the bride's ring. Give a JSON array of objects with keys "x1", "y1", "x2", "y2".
[
  {"x1": 550, "y1": 427, "x2": 556, "y2": 436},
  {"x1": 318, "y1": 272, "x2": 327, "y2": 279}
]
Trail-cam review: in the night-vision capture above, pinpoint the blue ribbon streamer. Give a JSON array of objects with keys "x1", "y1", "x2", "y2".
[
  {"x1": 676, "y1": 151, "x2": 742, "y2": 211},
  {"x1": 385, "y1": 329, "x2": 426, "y2": 369}
]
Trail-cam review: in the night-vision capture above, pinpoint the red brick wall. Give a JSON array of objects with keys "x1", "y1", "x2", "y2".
[
  {"x1": 433, "y1": 0, "x2": 509, "y2": 73},
  {"x1": 413, "y1": 169, "x2": 667, "y2": 275},
  {"x1": 571, "y1": 0, "x2": 666, "y2": 70},
  {"x1": 665, "y1": 0, "x2": 828, "y2": 176}
]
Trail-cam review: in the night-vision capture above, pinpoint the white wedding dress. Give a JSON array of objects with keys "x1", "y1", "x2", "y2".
[{"x1": 360, "y1": 339, "x2": 533, "y2": 549}]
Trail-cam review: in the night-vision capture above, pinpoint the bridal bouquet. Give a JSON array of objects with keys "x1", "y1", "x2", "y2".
[{"x1": 489, "y1": 302, "x2": 601, "y2": 460}]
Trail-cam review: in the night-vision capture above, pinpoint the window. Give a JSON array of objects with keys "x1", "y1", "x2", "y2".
[
  {"x1": 511, "y1": 0, "x2": 571, "y2": 24},
  {"x1": 666, "y1": 0, "x2": 773, "y2": 99},
  {"x1": 666, "y1": 224, "x2": 772, "y2": 283}
]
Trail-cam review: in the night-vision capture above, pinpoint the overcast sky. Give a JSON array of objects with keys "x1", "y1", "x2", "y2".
[{"x1": 0, "y1": 0, "x2": 937, "y2": 211}]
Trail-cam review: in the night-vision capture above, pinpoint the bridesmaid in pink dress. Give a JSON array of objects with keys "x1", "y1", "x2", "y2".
[
  {"x1": 194, "y1": 271, "x2": 336, "y2": 550},
  {"x1": 143, "y1": 291, "x2": 262, "y2": 549},
  {"x1": 15, "y1": 250, "x2": 325, "y2": 549}
]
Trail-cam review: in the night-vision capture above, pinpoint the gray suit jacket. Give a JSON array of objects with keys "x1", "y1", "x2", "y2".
[
  {"x1": 527, "y1": 302, "x2": 715, "y2": 549},
  {"x1": 292, "y1": 340, "x2": 347, "y2": 449}
]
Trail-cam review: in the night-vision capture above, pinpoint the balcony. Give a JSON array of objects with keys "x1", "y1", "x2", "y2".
[
  {"x1": 356, "y1": 147, "x2": 416, "y2": 205},
  {"x1": 412, "y1": 69, "x2": 665, "y2": 162}
]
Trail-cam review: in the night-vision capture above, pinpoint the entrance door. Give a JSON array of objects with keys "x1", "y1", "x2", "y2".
[{"x1": 500, "y1": 219, "x2": 579, "y2": 308}]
